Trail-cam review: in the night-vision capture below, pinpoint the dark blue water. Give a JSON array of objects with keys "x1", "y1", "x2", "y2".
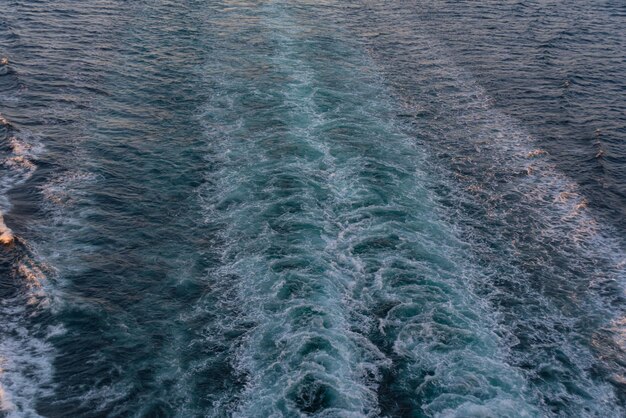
[{"x1": 0, "y1": 1, "x2": 624, "y2": 417}]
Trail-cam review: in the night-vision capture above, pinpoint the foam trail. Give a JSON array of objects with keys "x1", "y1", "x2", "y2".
[
  {"x1": 0, "y1": 255, "x2": 55, "y2": 418},
  {"x1": 197, "y1": 2, "x2": 538, "y2": 416},
  {"x1": 0, "y1": 43, "x2": 53, "y2": 416},
  {"x1": 338, "y1": 3, "x2": 626, "y2": 414}
]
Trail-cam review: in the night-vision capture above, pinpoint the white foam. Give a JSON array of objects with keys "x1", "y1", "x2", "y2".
[
  {"x1": 193, "y1": 5, "x2": 544, "y2": 416},
  {"x1": 349, "y1": 14, "x2": 626, "y2": 414},
  {"x1": 0, "y1": 293, "x2": 54, "y2": 417}
]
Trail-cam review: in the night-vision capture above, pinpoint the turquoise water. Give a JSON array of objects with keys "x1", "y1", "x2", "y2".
[{"x1": 0, "y1": 1, "x2": 624, "y2": 417}]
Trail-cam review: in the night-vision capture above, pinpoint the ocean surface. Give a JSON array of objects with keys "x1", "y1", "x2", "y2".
[{"x1": 0, "y1": 1, "x2": 625, "y2": 417}]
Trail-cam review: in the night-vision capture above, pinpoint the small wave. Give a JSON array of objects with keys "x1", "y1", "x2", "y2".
[
  {"x1": 0, "y1": 213, "x2": 13, "y2": 245},
  {"x1": 0, "y1": 130, "x2": 40, "y2": 246},
  {"x1": 0, "y1": 129, "x2": 41, "y2": 209},
  {"x1": 8, "y1": 136, "x2": 29, "y2": 155},
  {"x1": 0, "y1": 114, "x2": 11, "y2": 128},
  {"x1": 40, "y1": 170, "x2": 99, "y2": 210}
]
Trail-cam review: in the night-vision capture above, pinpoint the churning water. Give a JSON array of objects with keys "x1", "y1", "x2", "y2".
[{"x1": 0, "y1": 1, "x2": 624, "y2": 417}]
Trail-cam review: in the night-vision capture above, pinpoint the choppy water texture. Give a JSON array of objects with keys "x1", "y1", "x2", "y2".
[{"x1": 0, "y1": 1, "x2": 625, "y2": 417}]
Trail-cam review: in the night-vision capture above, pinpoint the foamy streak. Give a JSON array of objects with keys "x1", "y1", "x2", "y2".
[
  {"x1": 0, "y1": 130, "x2": 52, "y2": 415},
  {"x1": 197, "y1": 15, "x2": 387, "y2": 417},
  {"x1": 0, "y1": 253, "x2": 55, "y2": 417},
  {"x1": 0, "y1": 131, "x2": 39, "y2": 246},
  {"x1": 345, "y1": 6, "x2": 626, "y2": 413},
  {"x1": 196, "y1": 3, "x2": 539, "y2": 416},
  {"x1": 0, "y1": 83, "x2": 53, "y2": 416}
]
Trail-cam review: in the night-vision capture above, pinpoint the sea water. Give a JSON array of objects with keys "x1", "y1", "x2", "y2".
[{"x1": 0, "y1": 1, "x2": 624, "y2": 417}]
